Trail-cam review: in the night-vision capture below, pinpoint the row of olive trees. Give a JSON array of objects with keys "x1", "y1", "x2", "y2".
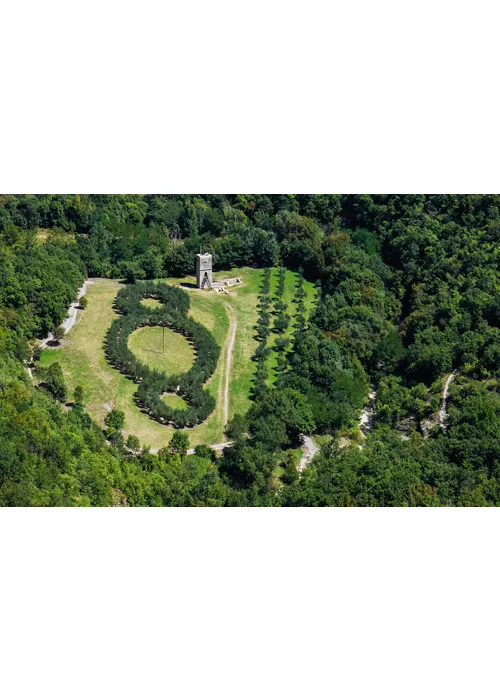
[
  {"x1": 273, "y1": 268, "x2": 291, "y2": 373},
  {"x1": 293, "y1": 268, "x2": 308, "y2": 335},
  {"x1": 252, "y1": 268, "x2": 309, "y2": 395},
  {"x1": 252, "y1": 269, "x2": 272, "y2": 397},
  {"x1": 105, "y1": 282, "x2": 220, "y2": 428}
]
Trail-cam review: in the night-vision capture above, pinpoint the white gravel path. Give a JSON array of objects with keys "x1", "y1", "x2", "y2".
[
  {"x1": 25, "y1": 279, "x2": 91, "y2": 379},
  {"x1": 185, "y1": 442, "x2": 233, "y2": 455},
  {"x1": 298, "y1": 435, "x2": 320, "y2": 472},
  {"x1": 61, "y1": 280, "x2": 90, "y2": 334},
  {"x1": 359, "y1": 390, "x2": 376, "y2": 436},
  {"x1": 38, "y1": 279, "x2": 91, "y2": 348},
  {"x1": 438, "y1": 372, "x2": 455, "y2": 429}
]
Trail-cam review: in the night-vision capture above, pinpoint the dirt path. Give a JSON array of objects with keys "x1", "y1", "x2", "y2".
[
  {"x1": 153, "y1": 302, "x2": 238, "y2": 454},
  {"x1": 298, "y1": 435, "x2": 320, "y2": 472},
  {"x1": 25, "y1": 279, "x2": 91, "y2": 379},
  {"x1": 37, "y1": 279, "x2": 91, "y2": 348},
  {"x1": 185, "y1": 441, "x2": 233, "y2": 455},
  {"x1": 438, "y1": 372, "x2": 456, "y2": 429},
  {"x1": 61, "y1": 280, "x2": 91, "y2": 334},
  {"x1": 223, "y1": 303, "x2": 237, "y2": 430},
  {"x1": 359, "y1": 390, "x2": 376, "y2": 435}
]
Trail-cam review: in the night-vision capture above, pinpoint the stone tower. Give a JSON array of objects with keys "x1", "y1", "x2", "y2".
[{"x1": 196, "y1": 253, "x2": 213, "y2": 289}]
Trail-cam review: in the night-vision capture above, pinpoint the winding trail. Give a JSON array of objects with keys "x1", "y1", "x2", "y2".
[
  {"x1": 359, "y1": 390, "x2": 376, "y2": 437},
  {"x1": 298, "y1": 435, "x2": 320, "y2": 472},
  {"x1": 438, "y1": 372, "x2": 456, "y2": 429},
  {"x1": 38, "y1": 280, "x2": 90, "y2": 348},
  {"x1": 152, "y1": 301, "x2": 237, "y2": 454},
  {"x1": 62, "y1": 280, "x2": 90, "y2": 334},
  {"x1": 25, "y1": 279, "x2": 90, "y2": 379}
]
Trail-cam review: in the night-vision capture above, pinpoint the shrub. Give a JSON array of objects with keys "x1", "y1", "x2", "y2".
[
  {"x1": 45, "y1": 362, "x2": 67, "y2": 402},
  {"x1": 105, "y1": 408, "x2": 125, "y2": 430}
]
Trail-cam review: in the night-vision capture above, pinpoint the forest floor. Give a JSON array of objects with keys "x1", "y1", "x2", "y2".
[{"x1": 38, "y1": 268, "x2": 297, "y2": 450}]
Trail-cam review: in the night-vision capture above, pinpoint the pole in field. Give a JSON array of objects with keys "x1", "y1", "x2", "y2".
[{"x1": 163, "y1": 325, "x2": 165, "y2": 354}]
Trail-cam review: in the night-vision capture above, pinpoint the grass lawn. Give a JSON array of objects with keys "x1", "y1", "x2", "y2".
[
  {"x1": 161, "y1": 393, "x2": 189, "y2": 410},
  {"x1": 164, "y1": 267, "x2": 263, "y2": 422},
  {"x1": 128, "y1": 326, "x2": 194, "y2": 374},
  {"x1": 222, "y1": 268, "x2": 262, "y2": 418},
  {"x1": 39, "y1": 279, "x2": 185, "y2": 448},
  {"x1": 140, "y1": 298, "x2": 164, "y2": 310},
  {"x1": 38, "y1": 348, "x2": 60, "y2": 367},
  {"x1": 38, "y1": 267, "x2": 316, "y2": 450}
]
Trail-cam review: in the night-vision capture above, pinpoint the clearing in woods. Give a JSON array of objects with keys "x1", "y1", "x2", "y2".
[
  {"x1": 128, "y1": 326, "x2": 195, "y2": 375},
  {"x1": 39, "y1": 267, "x2": 316, "y2": 449}
]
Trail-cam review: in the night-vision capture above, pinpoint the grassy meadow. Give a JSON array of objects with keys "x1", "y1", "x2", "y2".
[
  {"x1": 39, "y1": 267, "x2": 316, "y2": 450},
  {"x1": 128, "y1": 326, "x2": 195, "y2": 374}
]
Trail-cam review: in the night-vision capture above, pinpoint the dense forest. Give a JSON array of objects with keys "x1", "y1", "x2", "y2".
[{"x1": 1, "y1": 194, "x2": 499, "y2": 506}]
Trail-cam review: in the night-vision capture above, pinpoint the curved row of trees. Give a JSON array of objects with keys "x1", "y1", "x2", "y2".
[{"x1": 106, "y1": 281, "x2": 220, "y2": 427}]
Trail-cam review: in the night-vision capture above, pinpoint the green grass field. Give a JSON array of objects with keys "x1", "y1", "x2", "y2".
[
  {"x1": 128, "y1": 326, "x2": 195, "y2": 374},
  {"x1": 38, "y1": 267, "x2": 316, "y2": 450},
  {"x1": 161, "y1": 393, "x2": 189, "y2": 410},
  {"x1": 164, "y1": 267, "x2": 264, "y2": 421},
  {"x1": 140, "y1": 298, "x2": 164, "y2": 310}
]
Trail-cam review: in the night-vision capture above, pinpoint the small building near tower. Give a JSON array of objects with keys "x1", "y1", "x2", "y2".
[{"x1": 196, "y1": 253, "x2": 213, "y2": 290}]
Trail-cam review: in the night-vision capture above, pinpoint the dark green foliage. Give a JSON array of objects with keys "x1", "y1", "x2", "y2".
[
  {"x1": 44, "y1": 362, "x2": 67, "y2": 402},
  {"x1": 126, "y1": 434, "x2": 141, "y2": 452},
  {"x1": 73, "y1": 385, "x2": 84, "y2": 404},
  {"x1": 53, "y1": 326, "x2": 65, "y2": 342},
  {"x1": 194, "y1": 444, "x2": 215, "y2": 461},
  {"x1": 169, "y1": 430, "x2": 190, "y2": 455},
  {"x1": 248, "y1": 388, "x2": 316, "y2": 450},
  {"x1": 105, "y1": 409, "x2": 125, "y2": 430},
  {"x1": 251, "y1": 270, "x2": 274, "y2": 397},
  {"x1": 371, "y1": 328, "x2": 405, "y2": 375},
  {"x1": 273, "y1": 312, "x2": 290, "y2": 334}
]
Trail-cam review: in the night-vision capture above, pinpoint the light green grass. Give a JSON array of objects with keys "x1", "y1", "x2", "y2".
[
  {"x1": 39, "y1": 279, "x2": 182, "y2": 448},
  {"x1": 164, "y1": 267, "x2": 262, "y2": 422},
  {"x1": 161, "y1": 393, "x2": 188, "y2": 410},
  {"x1": 39, "y1": 278, "x2": 234, "y2": 448},
  {"x1": 312, "y1": 434, "x2": 333, "y2": 448},
  {"x1": 128, "y1": 326, "x2": 194, "y2": 374},
  {"x1": 141, "y1": 298, "x2": 164, "y2": 309},
  {"x1": 38, "y1": 348, "x2": 59, "y2": 367},
  {"x1": 38, "y1": 268, "x2": 316, "y2": 450},
  {"x1": 222, "y1": 268, "x2": 262, "y2": 418}
]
